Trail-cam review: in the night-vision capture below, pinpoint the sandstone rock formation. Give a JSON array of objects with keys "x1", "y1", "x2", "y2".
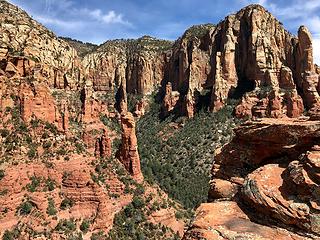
[
  {"x1": 116, "y1": 112, "x2": 144, "y2": 182},
  {"x1": 183, "y1": 201, "x2": 309, "y2": 240},
  {"x1": 82, "y1": 36, "x2": 171, "y2": 95},
  {"x1": 0, "y1": 156, "x2": 129, "y2": 234},
  {"x1": 0, "y1": 1, "x2": 82, "y2": 90},
  {"x1": 185, "y1": 118, "x2": 320, "y2": 239},
  {"x1": 0, "y1": 1, "x2": 186, "y2": 238},
  {"x1": 161, "y1": 5, "x2": 320, "y2": 120}
]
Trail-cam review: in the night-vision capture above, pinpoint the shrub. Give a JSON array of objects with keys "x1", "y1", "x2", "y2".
[
  {"x1": 26, "y1": 176, "x2": 41, "y2": 192},
  {"x1": 2, "y1": 228, "x2": 20, "y2": 240},
  {"x1": 55, "y1": 219, "x2": 76, "y2": 232},
  {"x1": 17, "y1": 201, "x2": 34, "y2": 215},
  {"x1": 0, "y1": 169, "x2": 4, "y2": 180},
  {"x1": 0, "y1": 129, "x2": 9, "y2": 138},
  {"x1": 80, "y1": 219, "x2": 91, "y2": 233},
  {"x1": 132, "y1": 196, "x2": 145, "y2": 209},
  {"x1": 47, "y1": 198, "x2": 57, "y2": 216},
  {"x1": 43, "y1": 141, "x2": 52, "y2": 149},
  {"x1": 45, "y1": 178, "x2": 56, "y2": 191},
  {"x1": 44, "y1": 122, "x2": 58, "y2": 135},
  {"x1": 175, "y1": 211, "x2": 183, "y2": 220},
  {"x1": 27, "y1": 147, "x2": 37, "y2": 159},
  {"x1": 60, "y1": 198, "x2": 74, "y2": 210}
]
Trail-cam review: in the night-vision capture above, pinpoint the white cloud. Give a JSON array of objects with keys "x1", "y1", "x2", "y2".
[{"x1": 84, "y1": 9, "x2": 131, "y2": 25}]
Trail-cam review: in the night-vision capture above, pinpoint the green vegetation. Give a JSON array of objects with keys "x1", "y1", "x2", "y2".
[
  {"x1": 100, "y1": 114, "x2": 121, "y2": 133},
  {"x1": 2, "y1": 228, "x2": 21, "y2": 240},
  {"x1": 60, "y1": 37, "x2": 98, "y2": 57},
  {"x1": 183, "y1": 23, "x2": 215, "y2": 39},
  {"x1": 26, "y1": 175, "x2": 41, "y2": 192},
  {"x1": 47, "y1": 198, "x2": 57, "y2": 216},
  {"x1": 80, "y1": 219, "x2": 91, "y2": 233},
  {"x1": 60, "y1": 198, "x2": 74, "y2": 210},
  {"x1": 45, "y1": 178, "x2": 56, "y2": 191},
  {"x1": 107, "y1": 189, "x2": 179, "y2": 240},
  {"x1": 55, "y1": 219, "x2": 76, "y2": 233},
  {"x1": 98, "y1": 36, "x2": 174, "y2": 55},
  {"x1": 137, "y1": 100, "x2": 238, "y2": 209},
  {"x1": 0, "y1": 169, "x2": 4, "y2": 180},
  {"x1": 127, "y1": 94, "x2": 143, "y2": 112},
  {"x1": 17, "y1": 200, "x2": 34, "y2": 215},
  {"x1": 27, "y1": 146, "x2": 37, "y2": 159}
]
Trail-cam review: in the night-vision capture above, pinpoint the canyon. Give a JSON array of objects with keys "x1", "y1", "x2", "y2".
[{"x1": 0, "y1": 0, "x2": 320, "y2": 239}]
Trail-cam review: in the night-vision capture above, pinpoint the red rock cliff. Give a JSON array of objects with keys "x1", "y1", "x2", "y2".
[{"x1": 116, "y1": 112, "x2": 144, "y2": 182}]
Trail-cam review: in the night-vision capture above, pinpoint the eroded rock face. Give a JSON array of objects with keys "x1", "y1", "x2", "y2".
[
  {"x1": 183, "y1": 201, "x2": 309, "y2": 240},
  {"x1": 0, "y1": 156, "x2": 130, "y2": 235},
  {"x1": 161, "y1": 5, "x2": 320, "y2": 119},
  {"x1": 19, "y1": 83, "x2": 66, "y2": 130},
  {"x1": 0, "y1": 1, "x2": 82, "y2": 90},
  {"x1": 116, "y1": 112, "x2": 144, "y2": 182},
  {"x1": 187, "y1": 118, "x2": 320, "y2": 239},
  {"x1": 82, "y1": 37, "x2": 170, "y2": 97}
]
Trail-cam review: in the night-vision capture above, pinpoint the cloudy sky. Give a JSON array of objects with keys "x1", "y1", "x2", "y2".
[{"x1": 6, "y1": 0, "x2": 320, "y2": 63}]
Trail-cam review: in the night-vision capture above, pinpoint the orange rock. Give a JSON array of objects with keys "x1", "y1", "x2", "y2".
[
  {"x1": 184, "y1": 201, "x2": 310, "y2": 240},
  {"x1": 116, "y1": 112, "x2": 143, "y2": 182},
  {"x1": 19, "y1": 82, "x2": 64, "y2": 130},
  {"x1": 204, "y1": 118, "x2": 320, "y2": 238}
]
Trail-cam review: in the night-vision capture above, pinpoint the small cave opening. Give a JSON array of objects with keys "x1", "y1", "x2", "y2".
[
  {"x1": 195, "y1": 88, "x2": 212, "y2": 112},
  {"x1": 229, "y1": 72, "x2": 256, "y2": 100}
]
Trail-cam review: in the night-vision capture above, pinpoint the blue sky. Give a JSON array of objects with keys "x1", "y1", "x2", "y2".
[{"x1": 6, "y1": 0, "x2": 320, "y2": 63}]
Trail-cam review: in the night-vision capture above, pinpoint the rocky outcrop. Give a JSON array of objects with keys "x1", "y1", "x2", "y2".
[
  {"x1": 185, "y1": 118, "x2": 320, "y2": 239},
  {"x1": 94, "y1": 129, "x2": 112, "y2": 159},
  {"x1": 183, "y1": 201, "x2": 309, "y2": 240},
  {"x1": 116, "y1": 112, "x2": 143, "y2": 182},
  {"x1": 162, "y1": 82, "x2": 180, "y2": 117},
  {"x1": 0, "y1": 1, "x2": 82, "y2": 90},
  {"x1": 82, "y1": 37, "x2": 171, "y2": 96},
  {"x1": 19, "y1": 83, "x2": 66, "y2": 130},
  {"x1": 133, "y1": 98, "x2": 149, "y2": 118},
  {"x1": 160, "y1": 5, "x2": 320, "y2": 119},
  {"x1": 0, "y1": 156, "x2": 130, "y2": 234}
]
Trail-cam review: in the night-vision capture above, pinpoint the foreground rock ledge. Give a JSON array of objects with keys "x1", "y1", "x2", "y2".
[
  {"x1": 183, "y1": 201, "x2": 310, "y2": 240},
  {"x1": 185, "y1": 118, "x2": 320, "y2": 239}
]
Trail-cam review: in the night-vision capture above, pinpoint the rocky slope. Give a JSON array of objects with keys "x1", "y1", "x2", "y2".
[{"x1": 0, "y1": 0, "x2": 185, "y2": 239}]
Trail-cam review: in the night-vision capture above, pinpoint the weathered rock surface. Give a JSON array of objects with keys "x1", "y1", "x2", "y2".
[
  {"x1": 116, "y1": 112, "x2": 144, "y2": 182},
  {"x1": 0, "y1": 156, "x2": 130, "y2": 235},
  {"x1": 0, "y1": 1, "x2": 82, "y2": 90},
  {"x1": 82, "y1": 36, "x2": 171, "y2": 95},
  {"x1": 161, "y1": 5, "x2": 320, "y2": 120},
  {"x1": 183, "y1": 201, "x2": 310, "y2": 240},
  {"x1": 0, "y1": 2, "x2": 185, "y2": 239},
  {"x1": 186, "y1": 118, "x2": 320, "y2": 239}
]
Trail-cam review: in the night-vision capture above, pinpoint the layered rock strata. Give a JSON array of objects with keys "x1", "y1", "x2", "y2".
[
  {"x1": 185, "y1": 119, "x2": 320, "y2": 239},
  {"x1": 116, "y1": 112, "x2": 144, "y2": 182}
]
